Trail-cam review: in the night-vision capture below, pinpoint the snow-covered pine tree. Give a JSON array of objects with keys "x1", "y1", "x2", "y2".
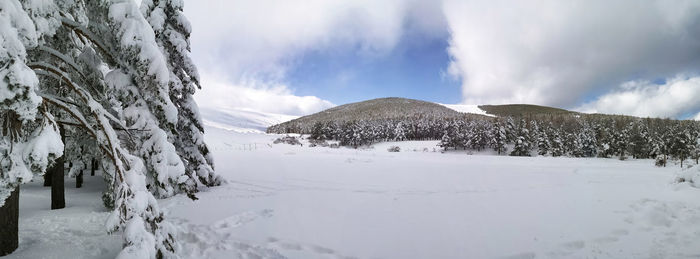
[
  {"x1": 141, "y1": 0, "x2": 221, "y2": 193},
  {"x1": 0, "y1": 1, "x2": 65, "y2": 254},
  {"x1": 536, "y1": 123, "x2": 551, "y2": 156},
  {"x1": 394, "y1": 122, "x2": 406, "y2": 141},
  {"x1": 341, "y1": 121, "x2": 364, "y2": 148},
  {"x1": 310, "y1": 122, "x2": 326, "y2": 140},
  {"x1": 549, "y1": 128, "x2": 564, "y2": 157},
  {"x1": 505, "y1": 116, "x2": 516, "y2": 143},
  {"x1": 564, "y1": 132, "x2": 583, "y2": 157},
  {"x1": 439, "y1": 130, "x2": 452, "y2": 151},
  {"x1": 649, "y1": 136, "x2": 662, "y2": 160},
  {"x1": 470, "y1": 121, "x2": 489, "y2": 151},
  {"x1": 90, "y1": 0, "x2": 191, "y2": 203},
  {"x1": 671, "y1": 127, "x2": 693, "y2": 167},
  {"x1": 597, "y1": 123, "x2": 614, "y2": 158},
  {"x1": 661, "y1": 127, "x2": 674, "y2": 163},
  {"x1": 491, "y1": 120, "x2": 507, "y2": 155},
  {"x1": 510, "y1": 119, "x2": 531, "y2": 156},
  {"x1": 529, "y1": 120, "x2": 540, "y2": 144},
  {"x1": 613, "y1": 126, "x2": 630, "y2": 159},
  {"x1": 628, "y1": 120, "x2": 651, "y2": 159},
  {"x1": 579, "y1": 123, "x2": 597, "y2": 157},
  {"x1": 3, "y1": 0, "x2": 221, "y2": 256},
  {"x1": 692, "y1": 135, "x2": 700, "y2": 165}
]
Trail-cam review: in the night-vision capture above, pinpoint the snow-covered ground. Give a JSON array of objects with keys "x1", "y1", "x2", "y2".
[
  {"x1": 8, "y1": 127, "x2": 700, "y2": 259},
  {"x1": 441, "y1": 103, "x2": 494, "y2": 117}
]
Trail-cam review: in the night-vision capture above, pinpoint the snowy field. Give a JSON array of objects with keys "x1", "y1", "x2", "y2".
[{"x1": 8, "y1": 126, "x2": 700, "y2": 259}]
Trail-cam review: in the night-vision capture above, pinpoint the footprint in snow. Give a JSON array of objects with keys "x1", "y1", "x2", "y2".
[
  {"x1": 561, "y1": 240, "x2": 585, "y2": 250},
  {"x1": 212, "y1": 209, "x2": 274, "y2": 231},
  {"x1": 498, "y1": 252, "x2": 536, "y2": 259},
  {"x1": 593, "y1": 236, "x2": 619, "y2": 244},
  {"x1": 267, "y1": 237, "x2": 358, "y2": 259}
]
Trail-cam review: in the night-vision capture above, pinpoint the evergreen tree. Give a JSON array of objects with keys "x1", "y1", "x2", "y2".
[
  {"x1": 505, "y1": 117, "x2": 516, "y2": 143},
  {"x1": 0, "y1": 1, "x2": 63, "y2": 254},
  {"x1": 394, "y1": 122, "x2": 407, "y2": 141},
  {"x1": 142, "y1": 0, "x2": 225, "y2": 186},
  {"x1": 510, "y1": 120, "x2": 531, "y2": 156},
  {"x1": 629, "y1": 121, "x2": 651, "y2": 159},
  {"x1": 310, "y1": 122, "x2": 326, "y2": 140},
  {"x1": 491, "y1": 121, "x2": 507, "y2": 155},
  {"x1": 471, "y1": 122, "x2": 489, "y2": 151},
  {"x1": 550, "y1": 129, "x2": 564, "y2": 157},
  {"x1": 579, "y1": 124, "x2": 598, "y2": 157},
  {"x1": 564, "y1": 132, "x2": 583, "y2": 157},
  {"x1": 692, "y1": 136, "x2": 700, "y2": 165},
  {"x1": 439, "y1": 131, "x2": 452, "y2": 151},
  {"x1": 671, "y1": 127, "x2": 693, "y2": 167},
  {"x1": 0, "y1": 0, "x2": 226, "y2": 256},
  {"x1": 536, "y1": 130, "x2": 550, "y2": 156}
]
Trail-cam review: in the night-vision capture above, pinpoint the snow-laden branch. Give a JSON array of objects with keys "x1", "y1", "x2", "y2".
[
  {"x1": 29, "y1": 62, "x2": 127, "y2": 131},
  {"x1": 60, "y1": 17, "x2": 117, "y2": 67},
  {"x1": 33, "y1": 45, "x2": 85, "y2": 79},
  {"x1": 34, "y1": 65, "x2": 178, "y2": 259}
]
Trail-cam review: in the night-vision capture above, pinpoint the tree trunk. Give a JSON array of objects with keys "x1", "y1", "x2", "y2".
[
  {"x1": 76, "y1": 170, "x2": 83, "y2": 188},
  {"x1": 43, "y1": 170, "x2": 51, "y2": 186},
  {"x1": 0, "y1": 186, "x2": 19, "y2": 256},
  {"x1": 664, "y1": 154, "x2": 667, "y2": 167},
  {"x1": 91, "y1": 158, "x2": 96, "y2": 176},
  {"x1": 51, "y1": 125, "x2": 65, "y2": 210}
]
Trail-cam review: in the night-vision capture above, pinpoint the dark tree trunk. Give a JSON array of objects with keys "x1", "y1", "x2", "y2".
[
  {"x1": 0, "y1": 186, "x2": 19, "y2": 256},
  {"x1": 76, "y1": 170, "x2": 83, "y2": 188},
  {"x1": 91, "y1": 158, "x2": 97, "y2": 176},
  {"x1": 51, "y1": 125, "x2": 65, "y2": 210},
  {"x1": 43, "y1": 170, "x2": 51, "y2": 186}
]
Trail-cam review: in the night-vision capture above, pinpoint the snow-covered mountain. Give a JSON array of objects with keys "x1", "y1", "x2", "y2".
[{"x1": 200, "y1": 107, "x2": 298, "y2": 133}]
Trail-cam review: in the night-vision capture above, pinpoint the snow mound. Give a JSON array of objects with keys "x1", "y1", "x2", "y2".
[{"x1": 675, "y1": 165, "x2": 700, "y2": 187}]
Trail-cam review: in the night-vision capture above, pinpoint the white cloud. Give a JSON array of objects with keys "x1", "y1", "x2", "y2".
[
  {"x1": 185, "y1": 0, "x2": 446, "y2": 80},
  {"x1": 576, "y1": 75, "x2": 700, "y2": 118},
  {"x1": 443, "y1": 0, "x2": 700, "y2": 108},
  {"x1": 185, "y1": 0, "x2": 445, "y2": 116},
  {"x1": 195, "y1": 73, "x2": 335, "y2": 116}
]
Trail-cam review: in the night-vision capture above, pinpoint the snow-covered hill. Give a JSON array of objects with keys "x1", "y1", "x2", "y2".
[
  {"x1": 267, "y1": 97, "x2": 492, "y2": 133},
  {"x1": 200, "y1": 107, "x2": 298, "y2": 133}
]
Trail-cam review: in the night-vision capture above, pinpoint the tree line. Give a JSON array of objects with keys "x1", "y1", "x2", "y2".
[{"x1": 271, "y1": 114, "x2": 700, "y2": 167}]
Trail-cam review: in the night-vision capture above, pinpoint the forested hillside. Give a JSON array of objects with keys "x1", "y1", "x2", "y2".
[
  {"x1": 267, "y1": 97, "x2": 488, "y2": 133},
  {"x1": 478, "y1": 104, "x2": 575, "y2": 117},
  {"x1": 268, "y1": 98, "x2": 698, "y2": 166}
]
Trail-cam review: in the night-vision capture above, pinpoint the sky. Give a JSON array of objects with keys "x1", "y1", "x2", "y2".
[{"x1": 185, "y1": 0, "x2": 700, "y2": 119}]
